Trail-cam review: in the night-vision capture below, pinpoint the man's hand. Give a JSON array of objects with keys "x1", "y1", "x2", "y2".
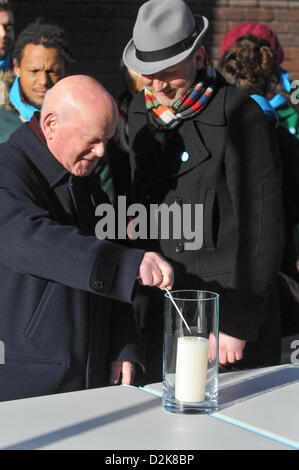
[
  {"x1": 218, "y1": 331, "x2": 246, "y2": 366},
  {"x1": 137, "y1": 252, "x2": 174, "y2": 290},
  {"x1": 109, "y1": 360, "x2": 135, "y2": 385}
]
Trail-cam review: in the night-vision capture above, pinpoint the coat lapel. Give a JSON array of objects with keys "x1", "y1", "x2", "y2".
[{"x1": 193, "y1": 82, "x2": 227, "y2": 126}]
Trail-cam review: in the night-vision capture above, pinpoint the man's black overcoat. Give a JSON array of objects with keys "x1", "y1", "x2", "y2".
[{"x1": 0, "y1": 123, "x2": 145, "y2": 401}]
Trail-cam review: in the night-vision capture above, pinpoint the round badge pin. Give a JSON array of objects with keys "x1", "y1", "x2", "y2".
[{"x1": 180, "y1": 151, "x2": 189, "y2": 162}]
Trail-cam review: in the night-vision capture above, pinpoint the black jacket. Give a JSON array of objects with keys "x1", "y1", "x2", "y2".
[
  {"x1": 0, "y1": 122, "x2": 145, "y2": 401},
  {"x1": 128, "y1": 79, "x2": 285, "y2": 367}
]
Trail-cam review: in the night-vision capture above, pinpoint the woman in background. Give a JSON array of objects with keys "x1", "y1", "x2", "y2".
[{"x1": 218, "y1": 34, "x2": 299, "y2": 337}]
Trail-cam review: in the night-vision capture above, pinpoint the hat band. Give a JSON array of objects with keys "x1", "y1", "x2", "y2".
[{"x1": 135, "y1": 19, "x2": 203, "y2": 64}]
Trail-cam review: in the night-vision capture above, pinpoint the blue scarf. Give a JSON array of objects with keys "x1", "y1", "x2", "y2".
[
  {"x1": 0, "y1": 54, "x2": 11, "y2": 71},
  {"x1": 251, "y1": 94, "x2": 278, "y2": 121},
  {"x1": 9, "y1": 77, "x2": 39, "y2": 122},
  {"x1": 269, "y1": 68, "x2": 290, "y2": 109}
]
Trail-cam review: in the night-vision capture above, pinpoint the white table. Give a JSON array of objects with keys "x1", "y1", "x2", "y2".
[
  {"x1": 143, "y1": 364, "x2": 299, "y2": 450},
  {"x1": 0, "y1": 365, "x2": 298, "y2": 450}
]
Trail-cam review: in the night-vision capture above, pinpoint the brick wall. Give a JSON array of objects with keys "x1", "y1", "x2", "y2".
[
  {"x1": 10, "y1": 0, "x2": 299, "y2": 99},
  {"x1": 194, "y1": 0, "x2": 299, "y2": 82}
]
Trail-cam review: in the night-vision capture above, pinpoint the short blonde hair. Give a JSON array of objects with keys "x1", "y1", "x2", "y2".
[{"x1": 125, "y1": 68, "x2": 144, "y2": 94}]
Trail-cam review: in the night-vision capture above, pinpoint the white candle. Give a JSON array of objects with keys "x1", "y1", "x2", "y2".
[{"x1": 175, "y1": 336, "x2": 209, "y2": 403}]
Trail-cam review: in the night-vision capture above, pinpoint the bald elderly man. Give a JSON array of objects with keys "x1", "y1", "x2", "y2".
[{"x1": 0, "y1": 75, "x2": 173, "y2": 402}]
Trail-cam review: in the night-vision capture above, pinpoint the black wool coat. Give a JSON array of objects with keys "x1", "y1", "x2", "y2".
[
  {"x1": 128, "y1": 78, "x2": 285, "y2": 370},
  {"x1": 0, "y1": 123, "x2": 145, "y2": 401}
]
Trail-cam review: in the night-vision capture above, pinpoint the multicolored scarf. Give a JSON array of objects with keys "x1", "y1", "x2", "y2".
[{"x1": 145, "y1": 61, "x2": 217, "y2": 144}]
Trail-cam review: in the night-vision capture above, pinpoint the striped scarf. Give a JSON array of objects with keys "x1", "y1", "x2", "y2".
[{"x1": 145, "y1": 62, "x2": 217, "y2": 144}]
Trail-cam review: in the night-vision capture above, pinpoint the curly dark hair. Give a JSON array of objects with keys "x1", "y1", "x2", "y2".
[
  {"x1": 12, "y1": 18, "x2": 74, "y2": 68},
  {"x1": 218, "y1": 34, "x2": 280, "y2": 95}
]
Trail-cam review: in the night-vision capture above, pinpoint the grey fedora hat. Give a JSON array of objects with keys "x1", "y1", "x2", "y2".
[{"x1": 122, "y1": 0, "x2": 209, "y2": 75}]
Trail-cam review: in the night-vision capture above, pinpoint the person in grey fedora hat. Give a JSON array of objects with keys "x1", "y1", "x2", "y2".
[
  {"x1": 123, "y1": 0, "x2": 209, "y2": 76},
  {"x1": 124, "y1": 0, "x2": 285, "y2": 381}
]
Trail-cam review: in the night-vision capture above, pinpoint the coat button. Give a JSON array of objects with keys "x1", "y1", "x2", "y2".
[
  {"x1": 93, "y1": 280, "x2": 104, "y2": 290},
  {"x1": 180, "y1": 151, "x2": 189, "y2": 162},
  {"x1": 175, "y1": 243, "x2": 184, "y2": 253}
]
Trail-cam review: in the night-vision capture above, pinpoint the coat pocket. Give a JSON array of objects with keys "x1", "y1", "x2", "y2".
[
  {"x1": 23, "y1": 282, "x2": 53, "y2": 338},
  {"x1": 0, "y1": 351, "x2": 67, "y2": 401}
]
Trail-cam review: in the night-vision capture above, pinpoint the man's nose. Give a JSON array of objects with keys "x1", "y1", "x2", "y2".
[
  {"x1": 152, "y1": 79, "x2": 167, "y2": 93},
  {"x1": 37, "y1": 71, "x2": 56, "y2": 89},
  {"x1": 36, "y1": 71, "x2": 49, "y2": 87},
  {"x1": 92, "y1": 142, "x2": 106, "y2": 158}
]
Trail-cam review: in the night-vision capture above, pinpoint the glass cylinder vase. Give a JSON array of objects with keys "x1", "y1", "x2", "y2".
[{"x1": 162, "y1": 290, "x2": 219, "y2": 414}]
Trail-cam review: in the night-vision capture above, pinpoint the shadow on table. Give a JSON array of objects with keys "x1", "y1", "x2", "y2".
[
  {"x1": 1, "y1": 395, "x2": 161, "y2": 450},
  {"x1": 217, "y1": 365, "x2": 299, "y2": 411}
]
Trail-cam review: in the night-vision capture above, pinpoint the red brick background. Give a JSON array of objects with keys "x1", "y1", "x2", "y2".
[
  {"x1": 10, "y1": 0, "x2": 299, "y2": 99},
  {"x1": 196, "y1": 0, "x2": 299, "y2": 81}
]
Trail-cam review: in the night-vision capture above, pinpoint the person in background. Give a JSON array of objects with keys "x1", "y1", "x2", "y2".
[
  {"x1": 220, "y1": 22, "x2": 299, "y2": 139},
  {"x1": 220, "y1": 22, "x2": 299, "y2": 277},
  {"x1": 0, "y1": 0, "x2": 14, "y2": 128},
  {"x1": 123, "y1": 0, "x2": 284, "y2": 381},
  {"x1": 0, "y1": 19, "x2": 114, "y2": 224},
  {"x1": 0, "y1": 0, "x2": 14, "y2": 72},
  {"x1": 0, "y1": 19, "x2": 72, "y2": 143},
  {"x1": 218, "y1": 34, "x2": 299, "y2": 338}
]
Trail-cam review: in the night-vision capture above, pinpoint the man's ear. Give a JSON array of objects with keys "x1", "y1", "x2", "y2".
[
  {"x1": 195, "y1": 46, "x2": 206, "y2": 70},
  {"x1": 13, "y1": 58, "x2": 20, "y2": 77},
  {"x1": 42, "y1": 112, "x2": 57, "y2": 140}
]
